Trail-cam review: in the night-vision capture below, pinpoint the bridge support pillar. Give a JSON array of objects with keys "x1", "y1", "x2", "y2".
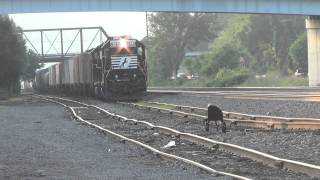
[{"x1": 306, "y1": 16, "x2": 320, "y2": 86}]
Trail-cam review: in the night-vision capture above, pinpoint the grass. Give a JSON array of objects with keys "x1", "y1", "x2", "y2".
[
  {"x1": 240, "y1": 75, "x2": 308, "y2": 87},
  {"x1": 149, "y1": 71, "x2": 309, "y2": 87}
]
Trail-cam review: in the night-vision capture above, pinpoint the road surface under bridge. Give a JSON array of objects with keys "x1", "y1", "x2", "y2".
[{"x1": 2, "y1": 0, "x2": 320, "y2": 86}]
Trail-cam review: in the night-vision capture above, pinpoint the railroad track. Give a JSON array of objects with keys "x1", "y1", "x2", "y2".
[
  {"x1": 32, "y1": 94, "x2": 320, "y2": 179},
  {"x1": 148, "y1": 87, "x2": 320, "y2": 95},
  {"x1": 148, "y1": 86, "x2": 320, "y2": 92},
  {"x1": 148, "y1": 87, "x2": 320, "y2": 102},
  {"x1": 129, "y1": 101, "x2": 320, "y2": 130}
]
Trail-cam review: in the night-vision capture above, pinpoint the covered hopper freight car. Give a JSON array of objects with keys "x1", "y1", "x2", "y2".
[{"x1": 34, "y1": 36, "x2": 147, "y2": 99}]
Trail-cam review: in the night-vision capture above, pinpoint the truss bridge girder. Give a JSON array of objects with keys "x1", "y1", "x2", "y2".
[{"x1": 22, "y1": 26, "x2": 109, "y2": 62}]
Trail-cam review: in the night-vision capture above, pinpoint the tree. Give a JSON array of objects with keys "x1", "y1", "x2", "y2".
[
  {"x1": 147, "y1": 13, "x2": 307, "y2": 87},
  {"x1": 289, "y1": 32, "x2": 308, "y2": 73},
  {"x1": 201, "y1": 15, "x2": 251, "y2": 76},
  {"x1": 182, "y1": 58, "x2": 202, "y2": 76},
  {"x1": 147, "y1": 41, "x2": 174, "y2": 84},
  {"x1": 245, "y1": 15, "x2": 305, "y2": 74},
  {"x1": 202, "y1": 14, "x2": 305, "y2": 75},
  {"x1": 148, "y1": 13, "x2": 215, "y2": 82},
  {"x1": 22, "y1": 50, "x2": 43, "y2": 80},
  {"x1": 0, "y1": 15, "x2": 26, "y2": 93}
]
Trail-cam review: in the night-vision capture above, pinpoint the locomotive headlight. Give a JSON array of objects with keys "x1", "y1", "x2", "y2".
[
  {"x1": 120, "y1": 38, "x2": 127, "y2": 48},
  {"x1": 115, "y1": 74, "x2": 119, "y2": 79},
  {"x1": 133, "y1": 74, "x2": 137, "y2": 78}
]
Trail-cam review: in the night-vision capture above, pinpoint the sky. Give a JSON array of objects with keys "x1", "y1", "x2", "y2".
[
  {"x1": 9, "y1": 12, "x2": 147, "y2": 40},
  {"x1": 9, "y1": 12, "x2": 148, "y2": 55}
]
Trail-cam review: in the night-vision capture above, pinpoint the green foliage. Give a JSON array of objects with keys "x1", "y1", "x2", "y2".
[
  {"x1": 180, "y1": 78, "x2": 207, "y2": 87},
  {"x1": 202, "y1": 43, "x2": 241, "y2": 76},
  {"x1": 241, "y1": 71, "x2": 308, "y2": 87},
  {"x1": 182, "y1": 58, "x2": 202, "y2": 76},
  {"x1": 206, "y1": 68, "x2": 250, "y2": 87},
  {"x1": 146, "y1": 43, "x2": 174, "y2": 86},
  {"x1": 22, "y1": 50, "x2": 42, "y2": 80},
  {"x1": 0, "y1": 15, "x2": 26, "y2": 93},
  {"x1": 202, "y1": 14, "x2": 305, "y2": 75},
  {"x1": 202, "y1": 15, "x2": 251, "y2": 75},
  {"x1": 147, "y1": 13, "x2": 307, "y2": 87},
  {"x1": 0, "y1": 16, "x2": 41, "y2": 94},
  {"x1": 289, "y1": 32, "x2": 308, "y2": 73},
  {"x1": 246, "y1": 15, "x2": 305, "y2": 74},
  {"x1": 196, "y1": 14, "x2": 306, "y2": 87}
]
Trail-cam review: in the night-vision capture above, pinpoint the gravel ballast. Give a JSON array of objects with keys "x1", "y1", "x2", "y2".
[
  {"x1": 72, "y1": 100, "x2": 310, "y2": 180},
  {"x1": 144, "y1": 93, "x2": 320, "y2": 118},
  {"x1": 0, "y1": 96, "x2": 219, "y2": 180},
  {"x1": 139, "y1": 93, "x2": 320, "y2": 165},
  {"x1": 79, "y1": 97, "x2": 320, "y2": 166},
  {"x1": 55, "y1": 95, "x2": 316, "y2": 179}
]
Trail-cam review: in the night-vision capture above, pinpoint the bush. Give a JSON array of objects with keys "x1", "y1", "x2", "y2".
[{"x1": 206, "y1": 68, "x2": 250, "y2": 87}]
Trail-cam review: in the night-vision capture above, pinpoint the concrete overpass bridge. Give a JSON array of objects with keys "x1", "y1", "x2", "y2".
[{"x1": 2, "y1": 0, "x2": 320, "y2": 86}]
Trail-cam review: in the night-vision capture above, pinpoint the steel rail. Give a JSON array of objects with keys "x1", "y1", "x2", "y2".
[
  {"x1": 149, "y1": 90, "x2": 320, "y2": 97},
  {"x1": 32, "y1": 95, "x2": 249, "y2": 180},
  {"x1": 33, "y1": 95, "x2": 320, "y2": 177},
  {"x1": 142, "y1": 101, "x2": 320, "y2": 129},
  {"x1": 148, "y1": 87, "x2": 320, "y2": 92},
  {"x1": 144, "y1": 101, "x2": 320, "y2": 123},
  {"x1": 148, "y1": 87, "x2": 320, "y2": 101}
]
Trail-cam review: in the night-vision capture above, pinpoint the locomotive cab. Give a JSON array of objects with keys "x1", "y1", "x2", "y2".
[
  {"x1": 92, "y1": 36, "x2": 147, "y2": 97},
  {"x1": 108, "y1": 36, "x2": 147, "y2": 94}
]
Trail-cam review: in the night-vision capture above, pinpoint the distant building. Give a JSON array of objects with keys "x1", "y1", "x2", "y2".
[
  {"x1": 184, "y1": 51, "x2": 209, "y2": 59},
  {"x1": 184, "y1": 41, "x2": 212, "y2": 59}
]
